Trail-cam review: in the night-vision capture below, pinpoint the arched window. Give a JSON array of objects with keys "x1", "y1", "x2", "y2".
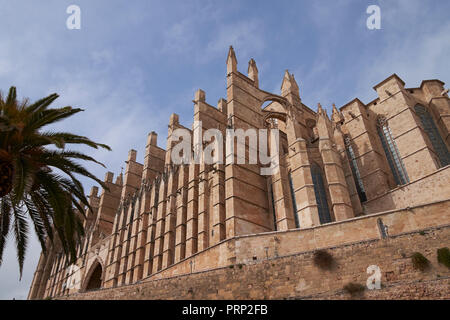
[
  {"x1": 377, "y1": 117, "x2": 409, "y2": 185},
  {"x1": 310, "y1": 163, "x2": 332, "y2": 224},
  {"x1": 414, "y1": 105, "x2": 450, "y2": 167},
  {"x1": 344, "y1": 136, "x2": 367, "y2": 202},
  {"x1": 288, "y1": 172, "x2": 300, "y2": 228}
]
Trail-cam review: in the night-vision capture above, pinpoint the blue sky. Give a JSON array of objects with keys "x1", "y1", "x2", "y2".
[{"x1": 0, "y1": 0, "x2": 449, "y2": 299}]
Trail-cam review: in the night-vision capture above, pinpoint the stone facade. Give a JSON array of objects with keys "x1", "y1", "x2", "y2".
[
  {"x1": 28, "y1": 47, "x2": 450, "y2": 300},
  {"x1": 56, "y1": 225, "x2": 450, "y2": 300}
]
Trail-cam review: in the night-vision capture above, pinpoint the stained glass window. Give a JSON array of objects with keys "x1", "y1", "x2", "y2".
[
  {"x1": 377, "y1": 117, "x2": 409, "y2": 185},
  {"x1": 310, "y1": 163, "x2": 332, "y2": 224},
  {"x1": 414, "y1": 105, "x2": 450, "y2": 167},
  {"x1": 288, "y1": 172, "x2": 300, "y2": 228},
  {"x1": 344, "y1": 136, "x2": 367, "y2": 202},
  {"x1": 269, "y1": 184, "x2": 278, "y2": 231}
]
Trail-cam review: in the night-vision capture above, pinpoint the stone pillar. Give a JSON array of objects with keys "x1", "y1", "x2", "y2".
[
  {"x1": 132, "y1": 183, "x2": 151, "y2": 283},
  {"x1": 142, "y1": 180, "x2": 159, "y2": 277},
  {"x1": 421, "y1": 80, "x2": 450, "y2": 147},
  {"x1": 185, "y1": 163, "x2": 199, "y2": 257},
  {"x1": 248, "y1": 58, "x2": 259, "y2": 88},
  {"x1": 104, "y1": 205, "x2": 120, "y2": 288},
  {"x1": 92, "y1": 172, "x2": 122, "y2": 246},
  {"x1": 224, "y1": 47, "x2": 272, "y2": 237},
  {"x1": 270, "y1": 157, "x2": 296, "y2": 230},
  {"x1": 152, "y1": 174, "x2": 168, "y2": 273},
  {"x1": 162, "y1": 167, "x2": 178, "y2": 269},
  {"x1": 130, "y1": 132, "x2": 166, "y2": 281},
  {"x1": 316, "y1": 106, "x2": 354, "y2": 221},
  {"x1": 174, "y1": 165, "x2": 189, "y2": 263},
  {"x1": 106, "y1": 150, "x2": 142, "y2": 287},
  {"x1": 28, "y1": 252, "x2": 46, "y2": 299},
  {"x1": 116, "y1": 150, "x2": 143, "y2": 285},
  {"x1": 117, "y1": 203, "x2": 135, "y2": 285},
  {"x1": 285, "y1": 114, "x2": 320, "y2": 228},
  {"x1": 333, "y1": 125, "x2": 364, "y2": 216},
  {"x1": 210, "y1": 163, "x2": 226, "y2": 245},
  {"x1": 142, "y1": 132, "x2": 166, "y2": 181},
  {"x1": 125, "y1": 196, "x2": 141, "y2": 284},
  {"x1": 38, "y1": 249, "x2": 55, "y2": 298},
  {"x1": 197, "y1": 164, "x2": 210, "y2": 250}
]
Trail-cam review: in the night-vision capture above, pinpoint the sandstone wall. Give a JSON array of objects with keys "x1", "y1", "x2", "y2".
[
  {"x1": 59, "y1": 225, "x2": 450, "y2": 300},
  {"x1": 139, "y1": 199, "x2": 450, "y2": 280}
]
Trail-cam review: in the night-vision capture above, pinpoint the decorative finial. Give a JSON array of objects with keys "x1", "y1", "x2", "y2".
[{"x1": 226, "y1": 45, "x2": 237, "y2": 74}]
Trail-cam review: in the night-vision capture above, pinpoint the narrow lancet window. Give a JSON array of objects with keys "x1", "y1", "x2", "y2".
[
  {"x1": 344, "y1": 136, "x2": 367, "y2": 202},
  {"x1": 310, "y1": 163, "x2": 332, "y2": 224},
  {"x1": 288, "y1": 172, "x2": 300, "y2": 228},
  {"x1": 269, "y1": 184, "x2": 278, "y2": 231},
  {"x1": 377, "y1": 117, "x2": 409, "y2": 185},
  {"x1": 414, "y1": 105, "x2": 450, "y2": 167}
]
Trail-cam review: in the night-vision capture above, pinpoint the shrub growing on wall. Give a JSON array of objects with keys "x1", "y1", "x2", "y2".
[
  {"x1": 313, "y1": 250, "x2": 335, "y2": 270},
  {"x1": 411, "y1": 252, "x2": 430, "y2": 271},
  {"x1": 437, "y1": 248, "x2": 450, "y2": 269}
]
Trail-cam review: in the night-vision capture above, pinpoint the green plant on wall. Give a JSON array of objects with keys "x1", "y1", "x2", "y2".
[
  {"x1": 313, "y1": 250, "x2": 335, "y2": 271},
  {"x1": 437, "y1": 247, "x2": 450, "y2": 269},
  {"x1": 411, "y1": 252, "x2": 430, "y2": 271}
]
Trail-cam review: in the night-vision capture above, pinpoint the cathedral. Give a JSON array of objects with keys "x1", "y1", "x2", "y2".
[{"x1": 28, "y1": 47, "x2": 450, "y2": 300}]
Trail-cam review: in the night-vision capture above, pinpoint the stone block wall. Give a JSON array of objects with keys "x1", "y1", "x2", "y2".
[{"x1": 58, "y1": 225, "x2": 450, "y2": 300}]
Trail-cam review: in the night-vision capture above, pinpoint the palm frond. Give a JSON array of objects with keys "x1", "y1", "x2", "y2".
[
  {"x1": 24, "y1": 93, "x2": 59, "y2": 114},
  {"x1": 39, "y1": 132, "x2": 111, "y2": 150},
  {"x1": 23, "y1": 198, "x2": 47, "y2": 255},
  {"x1": 5, "y1": 87, "x2": 16, "y2": 106},
  {"x1": 0, "y1": 197, "x2": 12, "y2": 266},
  {"x1": 11, "y1": 198, "x2": 29, "y2": 279},
  {"x1": 25, "y1": 107, "x2": 83, "y2": 133},
  {"x1": 0, "y1": 87, "x2": 111, "y2": 276}
]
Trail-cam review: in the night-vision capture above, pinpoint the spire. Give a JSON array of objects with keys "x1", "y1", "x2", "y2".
[
  {"x1": 226, "y1": 46, "x2": 237, "y2": 74},
  {"x1": 115, "y1": 172, "x2": 123, "y2": 186},
  {"x1": 333, "y1": 122, "x2": 345, "y2": 147},
  {"x1": 331, "y1": 103, "x2": 344, "y2": 124},
  {"x1": 317, "y1": 103, "x2": 324, "y2": 115},
  {"x1": 247, "y1": 58, "x2": 259, "y2": 87},
  {"x1": 316, "y1": 103, "x2": 331, "y2": 139},
  {"x1": 90, "y1": 186, "x2": 99, "y2": 197},
  {"x1": 291, "y1": 74, "x2": 300, "y2": 93},
  {"x1": 281, "y1": 70, "x2": 300, "y2": 98},
  {"x1": 332, "y1": 103, "x2": 339, "y2": 114}
]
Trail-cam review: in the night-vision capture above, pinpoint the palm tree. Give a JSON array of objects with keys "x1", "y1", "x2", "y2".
[{"x1": 0, "y1": 87, "x2": 111, "y2": 278}]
